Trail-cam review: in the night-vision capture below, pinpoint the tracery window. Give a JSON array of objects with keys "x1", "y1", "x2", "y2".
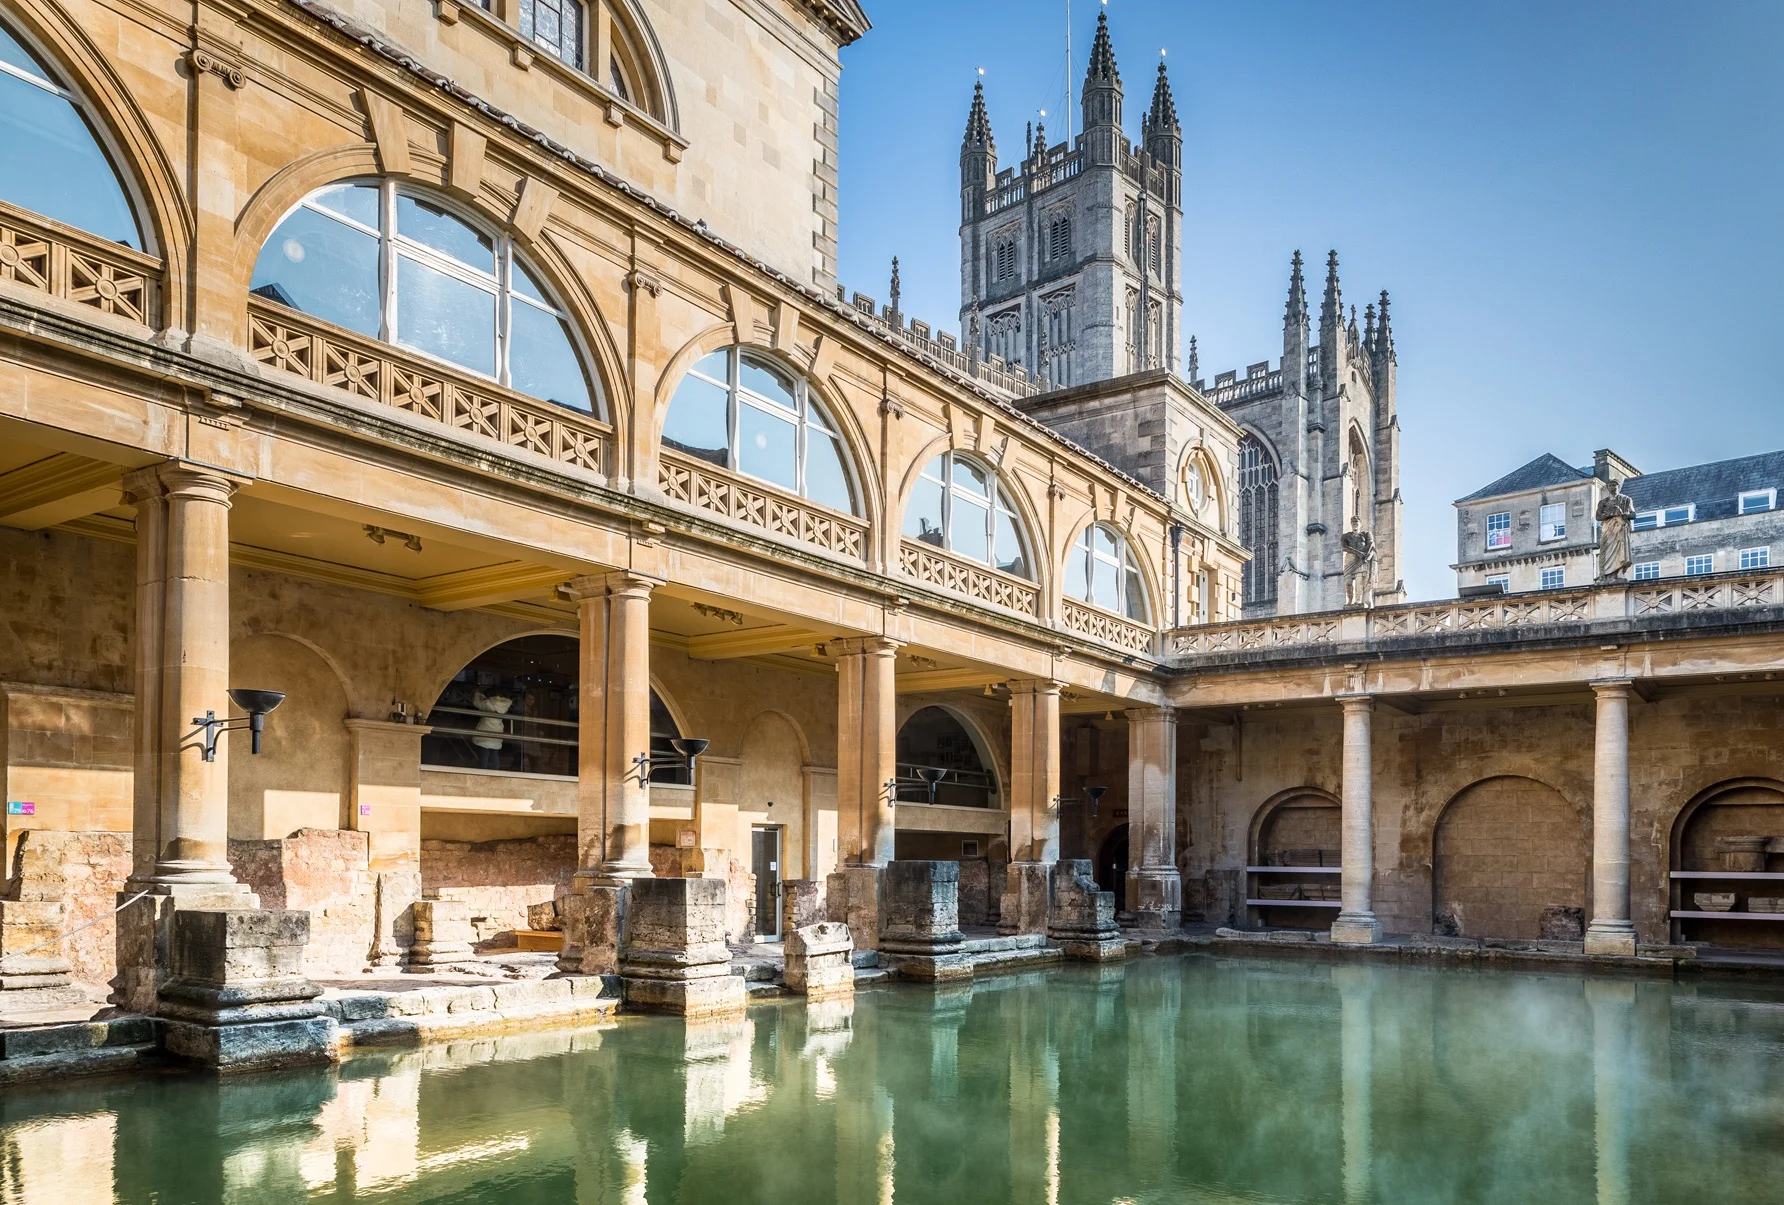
[
  {"x1": 663, "y1": 347, "x2": 855, "y2": 514},
  {"x1": 1065, "y1": 522, "x2": 1150, "y2": 621},
  {"x1": 992, "y1": 237, "x2": 1018, "y2": 283},
  {"x1": 519, "y1": 0, "x2": 585, "y2": 70},
  {"x1": 984, "y1": 309, "x2": 1021, "y2": 365},
  {"x1": 0, "y1": 20, "x2": 140, "y2": 247},
  {"x1": 904, "y1": 452, "x2": 1031, "y2": 579},
  {"x1": 1238, "y1": 434, "x2": 1279, "y2": 606},
  {"x1": 251, "y1": 180, "x2": 596, "y2": 411},
  {"x1": 1047, "y1": 213, "x2": 1072, "y2": 262}
]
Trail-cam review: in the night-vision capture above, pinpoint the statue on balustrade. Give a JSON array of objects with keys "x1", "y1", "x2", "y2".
[
  {"x1": 1341, "y1": 517, "x2": 1376, "y2": 609},
  {"x1": 1596, "y1": 480, "x2": 1636, "y2": 582}
]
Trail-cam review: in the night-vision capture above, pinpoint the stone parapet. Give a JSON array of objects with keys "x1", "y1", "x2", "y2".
[
  {"x1": 877, "y1": 861, "x2": 970, "y2": 982},
  {"x1": 784, "y1": 920, "x2": 854, "y2": 1000},
  {"x1": 620, "y1": 878, "x2": 744, "y2": 1018},
  {"x1": 156, "y1": 908, "x2": 336, "y2": 1073},
  {"x1": 1048, "y1": 860, "x2": 1125, "y2": 961}
]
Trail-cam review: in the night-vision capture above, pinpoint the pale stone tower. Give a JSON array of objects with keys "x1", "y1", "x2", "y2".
[{"x1": 959, "y1": 13, "x2": 1183, "y2": 389}]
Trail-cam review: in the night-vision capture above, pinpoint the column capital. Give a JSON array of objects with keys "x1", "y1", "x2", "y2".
[
  {"x1": 1336, "y1": 693, "x2": 1375, "y2": 714},
  {"x1": 1006, "y1": 678, "x2": 1064, "y2": 698},
  {"x1": 1589, "y1": 678, "x2": 1636, "y2": 698},
  {"x1": 1124, "y1": 705, "x2": 1177, "y2": 725},
  {"x1": 562, "y1": 570, "x2": 659, "y2": 602},
  {"x1": 121, "y1": 460, "x2": 250, "y2": 506},
  {"x1": 830, "y1": 635, "x2": 902, "y2": 658}
]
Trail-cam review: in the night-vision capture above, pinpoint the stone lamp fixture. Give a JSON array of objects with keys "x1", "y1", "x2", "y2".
[
  {"x1": 193, "y1": 688, "x2": 286, "y2": 762},
  {"x1": 914, "y1": 765, "x2": 949, "y2": 804}
]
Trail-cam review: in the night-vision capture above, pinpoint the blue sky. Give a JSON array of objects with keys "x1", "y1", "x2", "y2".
[{"x1": 833, "y1": 1, "x2": 1784, "y2": 601}]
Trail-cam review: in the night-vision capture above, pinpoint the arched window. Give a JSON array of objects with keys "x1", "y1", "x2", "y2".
[
  {"x1": 1065, "y1": 522, "x2": 1149, "y2": 621},
  {"x1": 896, "y1": 706, "x2": 997, "y2": 809},
  {"x1": 1238, "y1": 433, "x2": 1279, "y2": 606},
  {"x1": 422, "y1": 634, "x2": 686, "y2": 783},
  {"x1": 663, "y1": 347, "x2": 856, "y2": 514},
  {"x1": 0, "y1": 20, "x2": 140, "y2": 247},
  {"x1": 517, "y1": 0, "x2": 585, "y2": 70},
  {"x1": 903, "y1": 452, "x2": 1031, "y2": 579},
  {"x1": 250, "y1": 180, "x2": 595, "y2": 412}
]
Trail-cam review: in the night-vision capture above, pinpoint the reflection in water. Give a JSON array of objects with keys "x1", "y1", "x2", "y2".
[{"x1": 4, "y1": 957, "x2": 1784, "y2": 1204}]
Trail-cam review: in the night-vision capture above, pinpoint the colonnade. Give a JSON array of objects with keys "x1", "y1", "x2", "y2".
[{"x1": 1327, "y1": 680, "x2": 1638, "y2": 953}]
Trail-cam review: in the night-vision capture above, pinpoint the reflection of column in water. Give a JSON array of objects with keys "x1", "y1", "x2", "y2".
[
  {"x1": 681, "y1": 1014, "x2": 752, "y2": 1145},
  {"x1": 806, "y1": 995, "x2": 855, "y2": 1099},
  {"x1": 1335, "y1": 964, "x2": 1375, "y2": 1205},
  {"x1": 835, "y1": 1082, "x2": 894, "y2": 1203},
  {"x1": 929, "y1": 983, "x2": 974, "y2": 1098},
  {"x1": 297, "y1": 1061, "x2": 422, "y2": 1193},
  {"x1": 1587, "y1": 979, "x2": 1635, "y2": 1205},
  {"x1": 0, "y1": 1110, "x2": 116, "y2": 1205},
  {"x1": 1009, "y1": 996, "x2": 1060, "y2": 1205},
  {"x1": 1126, "y1": 964, "x2": 1180, "y2": 1185}
]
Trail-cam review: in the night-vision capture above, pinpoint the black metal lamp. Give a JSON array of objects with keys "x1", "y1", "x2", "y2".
[
  {"x1": 635, "y1": 736, "x2": 711, "y2": 781},
  {"x1": 914, "y1": 765, "x2": 950, "y2": 804},
  {"x1": 1084, "y1": 785, "x2": 1108, "y2": 819},
  {"x1": 194, "y1": 689, "x2": 287, "y2": 763}
]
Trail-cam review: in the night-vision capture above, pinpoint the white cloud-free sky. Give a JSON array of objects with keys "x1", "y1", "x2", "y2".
[{"x1": 834, "y1": 0, "x2": 1784, "y2": 600}]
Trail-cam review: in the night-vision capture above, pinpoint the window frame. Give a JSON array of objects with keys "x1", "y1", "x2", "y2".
[
  {"x1": 1740, "y1": 547, "x2": 1770, "y2": 571},
  {"x1": 1632, "y1": 561, "x2": 1660, "y2": 581},
  {"x1": 255, "y1": 179, "x2": 595, "y2": 412},
  {"x1": 1739, "y1": 489, "x2": 1776, "y2": 515},
  {"x1": 1685, "y1": 554, "x2": 1714, "y2": 576},
  {"x1": 1066, "y1": 522, "x2": 1151, "y2": 622},
  {"x1": 1635, "y1": 504, "x2": 1694, "y2": 531},
  {"x1": 517, "y1": 0, "x2": 587, "y2": 71},
  {"x1": 1539, "y1": 567, "x2": 1565, "y2": 590},
  {"x1": 667, "y1": 347, "x2": 857, "y2": 515},
  {"x1": 1538, "y1": 502, "x2": 1567, "y2": 543},
  {"x1": 1484, "y1": 511, "x2": 1512, "y2": 551},
  {"x1": 904, "y1": 451, "x2": 1031, "y2": 580},
  {"x1": 1485, "y1": 574, "x2": 1510, "y2": 591}
]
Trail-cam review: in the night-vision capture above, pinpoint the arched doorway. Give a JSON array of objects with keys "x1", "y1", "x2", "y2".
[
  {"x1": 1098, "y1": 825, "x2": 1130, "y2": 911},
  {"x1": 1432, "y1": 776, "x2": 1588, "y2": 940},
  {"x1": 1671, "y1": 779, "x2": 1784, "y2": 950},
  {"x1": 1249, "y1": 790, "x2": 1342, "y2": 931}
]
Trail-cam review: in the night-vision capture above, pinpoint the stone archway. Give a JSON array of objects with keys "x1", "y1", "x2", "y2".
[
  {"x1": 1432, "y1": 776, "x2": 1588, "y2": 940},
  {"x1": 1671, "y1": 779, "x2": 1784, "y2": 950}
]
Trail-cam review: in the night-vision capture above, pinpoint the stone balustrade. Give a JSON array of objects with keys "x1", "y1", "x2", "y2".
[
  {"x1": 247, "y1": 297, "x2": 611, "y2": 476},
  {"x1": 0, "y1": 199, "x2": 158, "y2": 327},
  {"x1": 658, "y1": 449, "x2": 868, "y2": 560},
  {"x1": 899, "y1": 539, "x2": 1040, "y2": 617},
  {"x1": 1061, "y1": 597, "x2": 1155, "y2": 655}
]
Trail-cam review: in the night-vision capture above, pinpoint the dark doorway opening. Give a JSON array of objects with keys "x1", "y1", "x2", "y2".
[
  {"x1": 752, "y1": 825, "x2": 783, "y2": 941},
  {"x1": 1098, "y1": 825, "x2": 1130, "y2": 912}
]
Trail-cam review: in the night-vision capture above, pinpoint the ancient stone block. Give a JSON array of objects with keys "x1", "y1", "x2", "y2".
[
  {"x1": 998, "y1": 862, "x2": 1050, "y2": 936},
  {"x1": 0, "y1": 898, "x2": 84, "y2": 1016},
  {"x1": 878, "y1": 861, "x2": 970, "y2": 981},
  {"x1": 1126, "y1": 867, "x2": 1182, "y2": 932},
  {"x1": 556, "y1": 885, "x2": 625, "y2": 976},
  {"x1": 784, "y1": 920, "x2": 854, "y2": 1000},
  {"x1": 156, "y1": 908, "x2": 336, "y2": 1073},
  {"x1": 526, "y1": 899, "x2": 563, "y2": 931},
  {"x1": 1048, "y1": 860, "x2": 1125, "y2": 961},
  {"x1": 781, "y1": 879, "x2": 827, "y2": 934},
  {"x1": 620, "y1": 878, "x2": 743, "y2": 1017},
  {"x1": 408, "y1": 898, "x2": 474, "y2": 967},
  {"x1": 826, "y1": 866, "x2": 883, "y2": 952},
  {"x1": 1539, "y1": 905, "x2": 1585, "y2": 941}
]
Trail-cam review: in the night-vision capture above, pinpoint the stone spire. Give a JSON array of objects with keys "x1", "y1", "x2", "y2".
[
  {"x1": 1285, "y1": 250, "x2": 1308, "y2": 326},
  {"x1": 962, "y1": 79, "x2": 993, "y2": 152},
  {"x1": 1146, "y1": 58, "x2": 1179, "y2": 134},
  {"x1": 1363, "y1": 302, "x2": 1376, "y2": 349},
  {"x1": 960, "y1": 78, "x2": 997, "y2": 218},
  {"x1": 1143, "y1": 57, "x2": 1182, "y2": 205},
  {"x1": 1080, "y1": 10, "x2": 1123, "y2": 163},
  {"x1": 1320, "y1": 250, "x2": 1343, "y2": 333},
  {"x1": 888, "y1": 257, "x2": 901, "y2": 324},
  {"x1": 1375, "y1": 290, "x2": 1395, "y2": 361},
  {"x1": 1032, "y1": 119, "x2": 1046, "y2": 159},
  {"x1": 1347, "y1": 305, "x2": 1359, "y2": 345},
  {"x1": 1187, "y1": 335, "x2": 1199, "y2": 384},
  {"x1": 1086, "y1": 10, "x2": 1120, "y2": 89}
]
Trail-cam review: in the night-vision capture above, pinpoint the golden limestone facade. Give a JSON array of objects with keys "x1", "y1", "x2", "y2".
[{"x1": 1, "y1": 0, "x2": 1782, "y2": 1030}]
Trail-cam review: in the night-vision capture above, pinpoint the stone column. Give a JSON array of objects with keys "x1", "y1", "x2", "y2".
[
  {"x1": 1331, "y1": 695, "x2": 1381, "y2": 944},
  {"x1": 1124, "y1": 706, "x2": 1181, "y2": 931},
  {"x1": 1000, "y1": 679, "x2": 1061, "y2": 936},
  {"x1": 828, "y1": 636, "x2": 899, "y2": 952},
  {"x1": 619, "y1": 877, "x2": 745, "y2": 1018},
  {"x1": 558, "y1": 572, "x2": 655, "y2": 976},
  {"x1": 115, "y1": 463, "x2": 257, "y2": 1014},
  {"x1": 877, "y1": 861, "x2": 969, "y2": 981},
  {"x1": 1585, "y1": 679, "x2": 1638, "y2": 956}
]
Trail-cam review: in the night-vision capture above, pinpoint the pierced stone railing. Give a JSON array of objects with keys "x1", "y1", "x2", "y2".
[
  {"x1": 899, "y1": 539, "x2": 1039, "y2": 617},
  {"x1": 247, "y1": 299, "x2": 609, "y2": 475},
  {"x1": 1061, "y1": 598, "x2": 1156, "y2": 655},
  {"x1": 659, "y1": 450, "x2": 867, "y2": 560},
  {"x1": 1168, "y1": 569, "x2": 1784, "y2": 660},
  {"x1": 0, "y1": 199, "x2": 159, "y2": 327}
]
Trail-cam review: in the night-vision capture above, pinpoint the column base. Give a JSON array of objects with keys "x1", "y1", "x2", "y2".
[
  {"x1": 827, "y1": 866, "x2": 884, "y2": 952},
  {"x1": 1125, "y1": 867, "x2": 1183, "y2": 933},
  {"x1": 1049, "y1": 861, "x2": 1126, "y2": 961},
  {"x1": 997, "y1": 862, "x2": 1051, "y2": 936},
  {"x1": 622, "y1": 972, "x2": 747, "y2": 1018},
  {"x1": 1583, "y1": 921, "x2": 1637, "y2": 957},
  {"x1": 555, "y1": 884, "x2": 626, "y2": 976},
  {"x1": 113, "y1": 881, "x2": 258, "y2": 1015},
  {"x1": 1330, "y1": 912, "x2": 1383, "y2": 945},
  {"x1": 619, "y1": 878, "x2": 744, "y2": 1019},
  {"x1": 0, "y1": 900, "x2": 87, "y2": 1018},
  {"x1": 784, "y1": 921, "x2": 854, "y2": 1000}
]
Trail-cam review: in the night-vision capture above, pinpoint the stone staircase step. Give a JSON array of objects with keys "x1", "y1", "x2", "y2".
[{"x1": 0, "y1": 1016, "x2": 156, "y2": 1059}]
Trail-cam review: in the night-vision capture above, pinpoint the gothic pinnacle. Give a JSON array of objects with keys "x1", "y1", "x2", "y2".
[
  {"x1": 1033, "y1": 119, "x2": 1046, "y2": 157},
  {"x1": 1376, "y1": 289, "x2": 1394, "y2": 355},
  {"x1": 963, "y1": 78, "x2": 993, "y2": 150},
  {"x1": 1188, "y1": 335, "x2": 1200, "y2": 383},
  {"x1": 1363, "y1": 302, "x2": 1376, "y2": 348},
  {"x1": 1321, "y1": 249, "x2": 1342, "y2": 329},
  {"x1": 889, "y1": 257, "x2": 901, "y2": 317},
  {"x1": 1286, "y1": 250, "x2": 1307, "y2": 324},
  {"x1": 1086, "y1": 10, "x2": 1120, "y2": 85},
  {"x1": 1148, "y1": 58, "x2": 1179, "y2": 132}
]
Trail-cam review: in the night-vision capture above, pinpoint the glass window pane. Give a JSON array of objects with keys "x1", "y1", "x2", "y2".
[
  {"x1": 738, "y1": 401, "x2": 797, "y2": 492},
  {"x1": 951, "y1": 497, "x2": 990, "y2": 564},
  {"x1": 805, "y1": 431, "x2": 854, "y2": 514},
  {"x1": 806, "y1": 404, "x2": 837, "y2": 434},
  {"x1": 663, "y1": 372, "x2": 730, "y2": 468},
  {"x1": 1124, "y1": 567, "x2": 1148, "y2": 620},
  {"x1": 396, "y1": 193, "x2": 493, "y2": 274},
  {"x1": 919, "y1": 455, "x2": 947, "y2": 485},
  {"x1": 1064, "y1": 542, "x2": 1089, "y2": 601},
  {"x1": 951, "y1": 458, "x2": 989, "y2": 497},
  {"x1": 0, "y1": 70, "x2": 140, "y2": 247},
  {"x1": 309, "y1": 183, "x2": 381, "y2": 231},
  {"x1": 691, "y1": 349, "x2": 730, "y2": 384},
  {"x1": 511, "y1": 258, "x2": 550, "y2": 305},
  {"x1": 508, "y1": 299, "x2": 591, "y2": 411},
  {"x1": 994, "y1": 508, "x2": 1028, "y2": 579},
  {"x1": 1091, "y1": 551, "x2": 1118, "y2": 611},
  {"x1": 905, "y1": 476, "x2": 945, "y2": 545},
  {"x1": 251, "y1": 206, "x2": 381, "y2": 337},
  {"x1": 0, "y1": 25, "x2": 51, "y2": 81},
  {"x1": 396, "y1": 254, "x2": 496, "y2": 376},
  {"x1": 1093, "y1": 525, "x2": 1119, "y2": 562},
  {"x1": 739, "y1": 356, "x2": 795, "y2": 409}
]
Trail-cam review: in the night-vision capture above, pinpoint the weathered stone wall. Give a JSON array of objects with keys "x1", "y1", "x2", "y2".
[
  {"x1": 5, "y1": 829, "x2": 130, "y2": 988},
  {"x1": 420, "y1": 834, "x2": 576, "y2": 946},
  {"x1": 229, "y1": 829, "x2": 378, "y2": 976},
  {"x1": 1432, "y1": 777, "x2": 1588, "y2": 940}
]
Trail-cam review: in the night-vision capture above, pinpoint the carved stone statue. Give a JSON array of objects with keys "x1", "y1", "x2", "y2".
[
  {"x1": 1341, "y1": 517, "x2": 1376, "y2": 609},
  {"x1": 1596, "y1": 480, "x2": 1636, "y2": 581}
]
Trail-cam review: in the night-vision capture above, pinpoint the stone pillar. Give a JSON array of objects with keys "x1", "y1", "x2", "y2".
[
  {"x1": 829, "y1": 636, "x2": 899, "y2": 952},
  {"x1": 157, "y1": 909, "x2": 336, "y2": 1072},
  {"x1": 877, "y1": 860, "x2": 969, "y2": 981},
  {"x1": 1124, "y1": 706, "x2": 1182, "y2": 931},
  {"x1": 1331, "y1": 695, "x2": 1381, "y2": 945},
  {"x1": 1585, "y1": 679, "x2": 1638, "y2": 956},
  {"x1": 1000, "y1": 679, "x2": 1061, "y2": 936},
  {"x1": 783, "y1": 920, "x2": 854, "y2": 1000},
  {"x1": 558, "y1": 572, "x2": 655, "y2": 975},
  {"x1": 619, "y1": 877, "x2": 745, "y2": 1017},
  {"x1": 1048, "y1": 859, "x2": 1125, "y2": 960},
  {"x1": 345, "y1": 719, "x2": 428, "y2": 966},
  {"x1": 115, "y1": 463, "x2": 258, "y2": 1014}
]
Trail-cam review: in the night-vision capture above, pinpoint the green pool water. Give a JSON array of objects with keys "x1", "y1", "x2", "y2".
[{"x1": 4, "y1": 955, "x2": 1783, "y2": 1204}]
